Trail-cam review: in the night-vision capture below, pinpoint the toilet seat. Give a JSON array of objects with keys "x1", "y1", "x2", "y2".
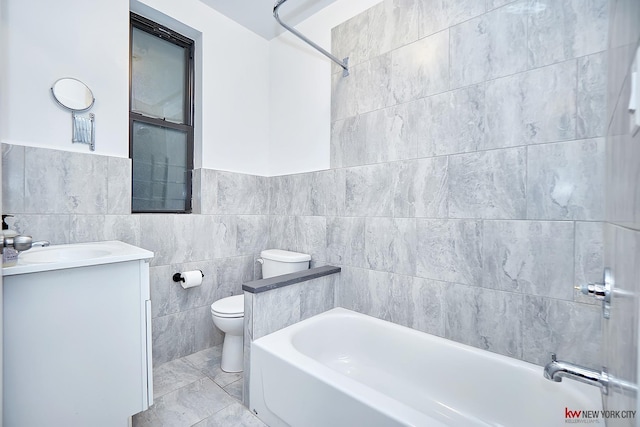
[{"x1": 211, "y1": 295, "x2": 244, "y2": 318}]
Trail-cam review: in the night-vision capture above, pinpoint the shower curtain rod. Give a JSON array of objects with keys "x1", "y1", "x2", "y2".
[{"x1": 273, "y1": 0, "x2": 349, "y2": 77}]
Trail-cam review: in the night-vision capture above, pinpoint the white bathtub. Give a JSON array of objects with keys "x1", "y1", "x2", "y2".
[{"x1": 250, "y1": 308, "x2": 602, "y2": 427}]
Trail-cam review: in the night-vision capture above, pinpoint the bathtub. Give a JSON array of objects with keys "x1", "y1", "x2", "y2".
[{"x1": 250, "y1": 308, "x2": 602, "y2": 427}]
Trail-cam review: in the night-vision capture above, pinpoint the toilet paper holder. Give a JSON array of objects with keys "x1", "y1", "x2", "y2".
[{"x1": 172, "y1": 271, "x2": 205, "y2": 283}]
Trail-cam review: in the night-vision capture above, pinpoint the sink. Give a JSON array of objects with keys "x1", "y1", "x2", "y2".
[
  {"x1": 3, "y1": 241, "x2": 154, "y2": 276},
  {"x1": 20, "y1": 246, "x2": 111, "y2": 263}
]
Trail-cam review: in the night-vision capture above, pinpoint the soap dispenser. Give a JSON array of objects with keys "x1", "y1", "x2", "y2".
[{"x1": 2, "y1": 215, "x2": 19, "y2": 267}]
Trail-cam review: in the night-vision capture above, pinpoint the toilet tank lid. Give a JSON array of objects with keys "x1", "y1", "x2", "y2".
[{"x1": 260, "y1": 249, "x2": 311, "y2": 262}]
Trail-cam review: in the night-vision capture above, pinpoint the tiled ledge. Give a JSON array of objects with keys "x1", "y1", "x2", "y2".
[{"x1": 242, "y1": 265, "x2": 341, "y2": 294}]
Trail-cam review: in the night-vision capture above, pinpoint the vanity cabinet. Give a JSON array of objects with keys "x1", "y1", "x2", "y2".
[{"x1": 3, "y1": 241, "x2": 153, "y2": 427}]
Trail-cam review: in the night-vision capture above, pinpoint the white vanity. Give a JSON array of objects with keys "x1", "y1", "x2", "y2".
[{"x1": 3, "y1": 241, "x2": 153, "y2": 427}]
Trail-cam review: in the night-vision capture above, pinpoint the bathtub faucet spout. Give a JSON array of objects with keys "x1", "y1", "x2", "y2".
[{"x1": 543, "y1": 353, "x2": 609, "y2": 394}]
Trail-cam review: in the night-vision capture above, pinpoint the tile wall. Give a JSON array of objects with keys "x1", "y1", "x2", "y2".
[
  {"x1": 603, "y1": 0, "x2": 640, "y2": 422},
  {"x1": 302, "y1": 0, "x2": 608, "y2": 367},
  {"x1": 2, "y1": 143, "x2": 270, "y2": 366},
  {"x1": 1, "y1": 0, "x2": 614, "y2": 373}
]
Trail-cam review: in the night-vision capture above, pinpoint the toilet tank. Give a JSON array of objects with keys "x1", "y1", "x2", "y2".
[{"x1": 260, "y1": 249, "x2": 311, "y2": 279}]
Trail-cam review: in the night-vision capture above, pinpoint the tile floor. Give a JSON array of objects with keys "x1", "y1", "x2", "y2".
[{"x1": 133, "y1": 345, "x2": 267, "y2": 427}]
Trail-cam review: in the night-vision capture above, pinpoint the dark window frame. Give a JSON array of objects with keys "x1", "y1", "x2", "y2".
[{"x1": 129, "y1": 12, "x2": 195, "y2": 214}]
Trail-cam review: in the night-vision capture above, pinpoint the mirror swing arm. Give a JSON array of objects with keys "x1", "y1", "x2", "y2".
[{"x1": 50, "y1": 77, "x2": 96, "y2": 151}]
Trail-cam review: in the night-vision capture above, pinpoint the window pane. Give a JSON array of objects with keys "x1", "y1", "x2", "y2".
[
  {"x1": 132, "y1": 121, "x2": 189, "y2": 212},
  {"x1": 131, "y1": 27, "x2": 186, "y2": 123}
]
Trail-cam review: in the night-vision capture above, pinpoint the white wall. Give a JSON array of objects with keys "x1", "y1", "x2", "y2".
[
  {"x1": 133, "y1": 0, "x2": 270, "y2": 174},
  {"x1": 0, "y1": 0, "x2": 378, "y2": 176},
  {"x1": 1, "y1": 0, "x2": 130, "y2": 158},
  {"x1": 267, "y1": 0, "x2": 381, "y2": 176},
  {"x1": 1, "y1": 0, "x2": 271, "y2": 175}
]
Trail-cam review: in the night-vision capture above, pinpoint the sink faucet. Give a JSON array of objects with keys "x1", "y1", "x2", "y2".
[
  {"x1": 543, "y1": 353, "x2": 609, "y2": 394},
  {"x1": 31, "y1": 240, "x2": 50, "y2": 248}
]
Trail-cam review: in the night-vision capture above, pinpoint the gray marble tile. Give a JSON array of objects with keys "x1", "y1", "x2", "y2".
[
  {"x1": 577, "y1": 52, "x2": 607, "y2": 139},
  {"x1": 522, "y1": 296, "x2": 601, "y2": 367},
  {"x1": 527, "y1": 138, "x2": 605, "y2": 221},
  {"x1": 389, "y1": 275, "x2": 445, "y2": 337},
  {"x1": 243, "y1": 291, "x2": 253, "y2": 407},
  {"x1": 236, "y1": 215, "x2": 269, "y2": 256},
  {"x1": 139, "y1": 214, "x2": 178, "y2": 266},
  {"x1": 448, "y1": 147, "x2": 526, "y2": 219},
  {"x1": 392, "y1": 160, "x2": 417, "y2": 219},
  {"x1": 152, "y1": 357, "x2": 205, "y2": 399},
  {"x1": 331, "y1": 64, "x2": 359, "y2": 122},
  {"x1": 194, "y1": 305, "x2": 223, "y2": 352},
  {"x1": 345, "y1": 163, "x2": 393, "y2": 217},
  {"x1": 222, "y1": 379, "x2": 243, "y2": 401},
  {"x1": 363, "y1": 105, "x2": 418, "y2": 164},
  {"x1": 269, "y1": 174, "x2": 313, "y2": 216},
  {"x1": 391, "y1": 30, "x2": 449, "y2": 104},
  {"x1": 187, "y1": 345, "x2": 242, "y2": 388},
  {"x1": 420, "y1": 84, "x2": 485, "y2": 157},
  {"x1": 450, "y1": 3, "x2": 527, "y2": 88},
  {"x1": 150, "y1": 264, "x2": 177, "y2": 318},
  {"x1": 213, "y1": 255, "x2": 255, "y2": 299},
  {"x1": 294, "y1": 216, "x2": 326, "y2": 268},
  {"x1": 152, "y1": 310, "x2": 196, "y2": 366},
  {"x1": 267, "y1": 215, "x2": 296, "y2": 252},
  {"x1": 527, "y1": 0, "x2": 608, "y2": 68},
  {"x1": 300, "y1": 275, "x2": 336, "y2": 321},
  {"x1": 217, "y1": 172, "x2": 268, "y2": 215},
  {"x1": 484, "y1": 60, "x2": 577, "y2": 149},
  {"x1": 486, "y1": 0, "x2": 517, "y2": 10},
  {"x1": 482, "y1": 220, "x2": 575, "y2": 300},
  {"x1": 408, "y1": 277, "x2": 445, "y2": 337},
  {"x1": 12, "y1": 214, "x2": 70, "y2": 244},
  {"x1": 607, "y1": 132, "x2": 640, "y2": 230},
  {"x1": 330, "y1": 116, "x2": 365, "y2": 168},
  {"x1": 24, "y1": 147, "x2": 108, "y2": 214},
  {"x1": 104, "y1": 215, "x2": 140, "y2": 246},
  {"x1": 310, "y1": 169, "x2": 345, "y2": 217},
  {"x1": 356, "y1": 53, "x2": 394, "y2": 115},
  {"x1": 196, "y1": 168, "x2": 218, "y2": 214},
  {"x1": 444, "y1": 283, "x2": 524, "y2": 358},
  {"x1": 331, "y1": 4, "x2": 371, "y2": 70},
  {"x1": 326, "y1": 216, "x2": 366, "y2": 268},
  {"x1": 411, "y1": 157, "x2": 449, "y2": 218},
  {"x1": 604, "y1": 225, "x2": 640, "y2": 393},
  {"x1": 107, "y1": 157, "x2": 131, "y2": 214},
  {"x1": 170, "y1": 260, "x2": 217, "y2": 314},
  {"x1": 253, "y1": 283, "x2": 301, "y2": 339},
  {"x1": 419, "y1": 0, "x2": 486, "y2": 38},
  {"x1": 574, "y1": 221, "x2": 604, "y2": 305},
  {"x1": 365, "y1": 217, "x2": 416, "y2": 276},
  {"x1": 367, "y1": 0, "x2": 421, "y2": 58},
  {"x1": 209, "y1": 215, "x2": 238, "y2": 259},
  {"x1": 416, "y1": 219, "x2": 483, "y2": 286},
  {"x1": 2, "y1": 143, "x2": 25, "y2": 213},
  {"x1": 133, "y1": 377, "x2": 234, "y2": 427},
  {"x1": 193, "y1": 402, "x2": 267, "y2": 427},
  {"x1": 334, "y1": 266, "x2": 371, "y2": 313},
  {"x1": 69, "y1": 214, "x2": 140, "y2": 246}
]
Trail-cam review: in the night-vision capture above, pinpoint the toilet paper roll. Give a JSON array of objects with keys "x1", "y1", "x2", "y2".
[{"x1": 180, "y1": 270, "x2": 203, "y2": 289}]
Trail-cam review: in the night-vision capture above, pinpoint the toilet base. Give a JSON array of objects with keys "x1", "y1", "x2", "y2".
[{"x1": 220, "y1": 334, "x2": 243, "y2": 373}]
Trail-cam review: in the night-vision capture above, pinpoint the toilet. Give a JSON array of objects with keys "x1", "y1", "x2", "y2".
[{"x1": 211, "y1": 249, "x2": 311, "y2": 372}]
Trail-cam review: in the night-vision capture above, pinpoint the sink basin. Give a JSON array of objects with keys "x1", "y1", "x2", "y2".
[
  {"x1": 20, "y1": 246, "x2": 111, "y2": 263},
  {"x1": 3, "y1": 241, "x2": 154, "y2": 276}
]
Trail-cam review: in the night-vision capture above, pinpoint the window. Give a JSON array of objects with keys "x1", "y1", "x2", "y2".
[{"x1": 130, "y1": 13, "x2": 194, "y2": 213}]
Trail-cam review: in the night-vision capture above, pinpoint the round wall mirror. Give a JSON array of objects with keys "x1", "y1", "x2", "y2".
[{"x1": 51, "y1": 78, "x2": 95, "y2": 111}]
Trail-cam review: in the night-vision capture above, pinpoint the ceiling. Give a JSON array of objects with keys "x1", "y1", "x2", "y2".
[{"x1": 198, "y1": 0, "x2": 339, "y2": 40}]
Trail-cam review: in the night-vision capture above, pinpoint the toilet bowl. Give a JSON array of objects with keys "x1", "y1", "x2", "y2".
[
  {"x1": 211, "y1": 249, "x2": 311, "y2": 373},
  {"x1": 211, "y1": 294, "x2": 244, "y2": 372}
]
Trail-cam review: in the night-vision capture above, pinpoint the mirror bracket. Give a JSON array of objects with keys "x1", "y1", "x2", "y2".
[
  {"x1": 71, "y1": 111, "x2": 95, "y2": 151},
  {"x1": 51, "y1": 78, "x2": 96, "y2": 151}
]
